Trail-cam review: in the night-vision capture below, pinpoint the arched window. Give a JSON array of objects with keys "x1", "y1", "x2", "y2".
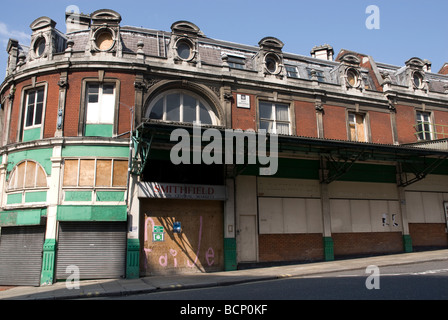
[
  {"x1": 145, "y1": 90, "x2": 218, "y2": 125},
  {"x1": 7, "y1": 160, "x2": 47, "y2": 191}
]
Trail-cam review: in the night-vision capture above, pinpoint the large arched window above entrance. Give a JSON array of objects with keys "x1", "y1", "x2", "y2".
[{"x1": 145, "y1": 90, "x2": 219, "y2": 126}]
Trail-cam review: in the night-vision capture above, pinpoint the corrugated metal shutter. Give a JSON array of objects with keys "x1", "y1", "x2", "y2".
[
  {"x1": 0, "y1": 226, "x2": 45, "y2": 286},
  {"x1": 55, "y1": 222, "x2": 126, "y2": 280}
]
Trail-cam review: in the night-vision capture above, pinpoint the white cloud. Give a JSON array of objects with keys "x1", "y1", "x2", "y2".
[{"x1": 0, "y1": 22, "x2": 30, "y2": 44}]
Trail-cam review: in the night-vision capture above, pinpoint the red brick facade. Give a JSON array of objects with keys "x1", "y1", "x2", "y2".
[
  {"x1": 332, "y1": 232, "x2": 404, "y2": 257},
  {"x1": 409, "y1": 223, "x2": 448, "y2": 248},
  {"x1": 259, "y1": 234, "x2": 324, "y2": 262}
]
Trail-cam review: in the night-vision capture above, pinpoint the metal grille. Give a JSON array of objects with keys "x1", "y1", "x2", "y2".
[
  {"x1": 0, "y1": 226, "x2": 45, "y2": 286},
  {"x1": 55, "y1": 222, "x2": 126, "y2": 280}
]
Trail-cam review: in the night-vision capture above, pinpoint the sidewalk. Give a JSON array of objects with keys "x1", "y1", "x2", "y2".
[{"x1": 1, "y1": 249, "x2": 447, "y2": 300}]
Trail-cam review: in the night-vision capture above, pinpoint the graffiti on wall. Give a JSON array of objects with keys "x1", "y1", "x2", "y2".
[{"x1": 143, "y1": 215, "x2": 218, "y2": 274}]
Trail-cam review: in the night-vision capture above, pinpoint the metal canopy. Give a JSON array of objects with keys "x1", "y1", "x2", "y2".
[{"x1": 132, "y1": 122, "x2": 448, "y2": 185}]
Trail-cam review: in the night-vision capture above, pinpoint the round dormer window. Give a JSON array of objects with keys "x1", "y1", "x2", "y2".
[
  {"x1": 346, "y1": 68, "x2": 360, "y2": 87},
  {"x1": 95, "y1": 29, "x2": 115, "y2": 51},
  {"x1": 35, "y1": 37, "x2": 46, "y2": 57},
  {"x1": 176, "y1": 39, "x2": 193, "y2": 60},
  {"x1": 413, "y1": 71, "x2": 424, "y2": 89},
  {"x1": 265, "y1": 53, "x2": 280, "y2": 74}
]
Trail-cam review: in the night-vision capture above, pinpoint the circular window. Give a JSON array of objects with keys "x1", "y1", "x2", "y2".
[
  {"x1": 35, "y1": 37, "x2": 46, "y2": 57},
  {"x1": 265, "y1": 54, "x2": 279, "y2": 74},
  {"x1": 413, "y1": 71, "x2": 424, "y2": 89},
  {"x1": 176, "y1": 40, "x2": 193, "y2": 60},
  {"x1": 95, "y1": 30, "x2": 114, "y2": 51},
  {"x1": 346, "y1": 68, "x2": 359, "y2": 87}
]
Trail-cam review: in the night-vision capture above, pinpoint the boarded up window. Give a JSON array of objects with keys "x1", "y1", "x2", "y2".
[
  {"x1": 348, "y1": 113, "x2": 367, "y2": 142},
  {"x1": 96, "y1": 160, "x2": 112, "y2": 187},
  {"x1": 63, "y1": 160, "x2": 79, "y2": 187},
  {"x1": 63, "y1": 158, "x2": 127, "y2": 188},
  {"x1": 112, "y1": 160, "x2": 128, "y2": 187},
  {"x1": 8, "y1": 160, "x2": 47, "y2": 190},
  {"x1": 79, "y1": 160, "x2": 95, "y2": 187}
]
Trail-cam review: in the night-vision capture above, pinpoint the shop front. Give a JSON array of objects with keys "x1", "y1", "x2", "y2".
[{"x1": 138, "y1": 181, "x2": 227, "y2": 276}]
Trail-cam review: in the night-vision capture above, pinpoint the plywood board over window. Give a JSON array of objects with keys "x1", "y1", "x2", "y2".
[
  {"x1": 63, "y1": 159, "x2": 128, "y2": 188},
  {"x1": 96, "y1": 160, "x2": 112, "y2": 187},
  {"x1": 348, "y1": 113, "x2": 367, "y2": 142}
]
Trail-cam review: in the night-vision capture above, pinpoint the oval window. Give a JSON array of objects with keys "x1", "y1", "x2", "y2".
[
  {"x1": 177, "y1": 40, "x2": 192, "y2": 60},
  {"x1": 35, "y1": 38, "x2": 46, "y2": 57},
  {"x1": 265, "y1": 54, "x2": 278, "y2": 73},
  {"x1": 346, "y1": 69, "x2": 359, "y2": 87},
  {"x1": 95, "y1": 30, "x2": 114, "y2": 51},
  {"x1": 413, "y1": 72, "x2": 423, "y2": 89}
]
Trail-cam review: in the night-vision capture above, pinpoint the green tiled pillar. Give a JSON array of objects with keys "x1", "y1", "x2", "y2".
[
  {"x1": 403, "y1": 234, "x2": 413, "y2": 253},
  {"x1": 40, "y1": 239, "x2": 56, "y2": 286},
  {"x1": 323, "y1": 237, "x2": 334, "y2": 261},
  {"x1": 224, "y1": 238, "x2": 237, "y2": 271},
  {"x1": 126, "y1": 238, "x2": 140, "y2": 279}
]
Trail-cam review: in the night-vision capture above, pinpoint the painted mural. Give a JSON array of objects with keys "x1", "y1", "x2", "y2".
[{"x1": 141, "y1": 199, "x2": 224, "y2": 276}]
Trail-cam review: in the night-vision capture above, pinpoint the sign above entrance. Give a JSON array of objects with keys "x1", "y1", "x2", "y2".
[{"x1": 138, "y1": 182, "x2": 227, "y2": 201}]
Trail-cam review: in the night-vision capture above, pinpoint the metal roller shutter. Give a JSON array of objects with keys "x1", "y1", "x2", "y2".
[
  {"x1": 0, "y1": 226, "x2": 45, "y2": 286},
  {"x1": 55, "y1": 222, "x2": 126, "y2": 280}
]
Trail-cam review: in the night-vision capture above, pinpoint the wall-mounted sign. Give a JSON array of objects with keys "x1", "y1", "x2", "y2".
[
  {"x1": 153, "y1": 225, "x2": 165, "y2": 242},
  {"x1": 153, "y1": 232, "x2": 164, "y2": 242},
  {"x1": 237, "y1": 94, "x2": 250, "y2": 109},
  {"x1": 139, "y1": 182, "x2": 227, "y2": 201}
]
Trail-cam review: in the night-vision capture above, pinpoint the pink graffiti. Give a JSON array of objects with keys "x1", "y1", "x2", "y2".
[
  {"x1": 186, "y1": 216, "x2": 203, "y2": 268},
  {"x1": 143, "y1": 215, "x2": 215, "y2": 270},
  {"x1": 143, "y1": 217, "x2": 155, "y2": 270},
  {"x1": 206, "y1": 247, "x2": 215, "y2": 267}
]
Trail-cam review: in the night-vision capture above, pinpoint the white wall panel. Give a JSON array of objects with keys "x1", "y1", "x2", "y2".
[
  {"x1": 330, "y1": 199, "x2": 351, "y2": 233},
  {"x1": 351, "y1": 200, "x2": 371, "y2": 232},
  {"x1": 306, "y1": 199, "x2": 324, "y2": 233},
  {"x1": 406, "y1": 191, "x2": 446, "y2": 223},
  {"x1": 283, "y1": 198, "x2": 307, "y2": 234},
  {"x1": 330, "y1": 199, "x2": 402, "y2": 233},
  {"x1": 258, "y1": 197, "x2": 323, "y2": 234}
]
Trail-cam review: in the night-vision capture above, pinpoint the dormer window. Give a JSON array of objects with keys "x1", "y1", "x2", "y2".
[
  {"x1": 265, "y1": 53, "x2": 280, "y2": 74},
  {"x1": 227, "y1": 55, "x2": 246, "y2": 69},
  {"x1": 94, "y1": 29, "x2": 115, "y2": 51},
  {"x1": 176, "y1": 39, "x2": 192, "y2": 60},
  {"x1": 413, "y1": 71, "x2": 424, "y2": 89},
  {"x1": 286, "y1": 66, "x2": 299, "y2": 78},
  {"x1": 346, "y1": 68, "x2": 360, "y2": 88},
  {"x1": 175, "y1": 38, "x2": 195, "y2": 61},
  {"x1": 35, "y1": 37, "x2": 46, "y2": 57}
]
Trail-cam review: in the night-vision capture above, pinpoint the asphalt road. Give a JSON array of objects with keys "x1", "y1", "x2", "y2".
[{"x1": 104, "y1": 260, "x2": 448, "y2": 301}]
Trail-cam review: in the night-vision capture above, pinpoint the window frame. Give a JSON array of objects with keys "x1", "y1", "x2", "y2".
[
  {"x1": 285, "y1": 65, "x2": 300, "y2": 78},
  {"x1": 62, "y1": 158, "x2": 129, "y2": 189},
  {"x1": 145, "y1": 89, "x2": 219, "y2": 126},
  {"x1": 7, "y1": 160, "x2": 48, "y2": 192},
  {"x1": 78, "y1": 78, "x2": 120, "y2": 136},
  {"x1": 23, "y1": 87, "x2": 45, "y2": 129},
  {"x1": 258, "y1": 100, "x2": 292, "y2": 135},
  {"x1": 18, "y1": 83, "x2": 48, "y2": 142},
  {"x1": 347, "y1": 111, "x2": 369, "y2": 142},
  {"x1": 415, "y1": 110, "x2": 433, "y2": 141}
]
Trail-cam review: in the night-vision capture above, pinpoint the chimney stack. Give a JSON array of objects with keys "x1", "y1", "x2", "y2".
[{"x1": 311, "y1": 44, "x2": 334, "y2": 61}]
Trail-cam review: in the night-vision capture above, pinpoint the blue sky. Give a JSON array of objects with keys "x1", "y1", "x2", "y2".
[{"x1": 1, "y1": 0, "x2": 448, "y2": 74}]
